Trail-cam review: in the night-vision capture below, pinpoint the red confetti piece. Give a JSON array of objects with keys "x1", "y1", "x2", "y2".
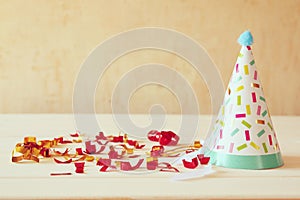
[
  {"x1": 158, "y1": 162, "x2": 179, "y2": 173},
  {"x1": 120, "y1": 159, "x2": 144, "y2": 171},
  {"x1": 84, "y1": 141, "x2": 106, "y2": 154},
  {"x1": 252, "y1": 92, "x2": 257, "y2": 103},
  {"x1": 96, "y1": 132, "x2": 107, "y2": 140},
  {"x1": 53, "y1": 148, "x2": 70, "y2": 156},
  {"x1": 53, "y1": 158, "x2": 72, "y2": 164},
  {"x1": 111, "y1": 135, "x2": 124, "y2": 143},
  {"x1": 59, "y1": 140, "x2": 73, "y2": 144},
  {"x1": 70, "y1": 133, "x2": 80, "y2": 137},
  {"x1": 50, "y1": 172, "x2": 72, "y2": 176},
  {"x1": 150, "y1": 145, "x2": 165, "y2": 157},
  {"x1": 97, "y1": 158, "x2": 114, "y2": 172},
  {"x1": 147, "y1": 130, "x2": 180, "y2": 146},
  {"x1": 148, "y1": 130, "x2": 161, "y2": 142},
  {"x1": 40, "y1": 148, "x2": 51, "y2": 157},
  {"x1": 108, "y1": 146, "x2": 124, "y2": 159},
  {"x1": 147, "y1": 157, "x2": 158, "y2": 170},
  {"x1": 159, "y1": 131, "x2": 180, "y2": 146},
  {"x1": 76, "y1": 148, "x2": 85, "y2": 155},
  {"x1": 182, "y1": 157, "x2": 199, "y2": 169},
  {"x1": 197, "y1": 154, "x2": 210, "y2": 165},
  {"x1": 74, "y1": 162, "x2": 85, "y2": 173}
]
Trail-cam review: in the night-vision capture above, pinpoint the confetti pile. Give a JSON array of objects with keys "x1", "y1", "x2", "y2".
[
  {"x1": 207, "y1": 30, "x2": 283, "y2": 169},
  {"x1": 11, "y1": 130, "x2": 211, "y2": 179}
]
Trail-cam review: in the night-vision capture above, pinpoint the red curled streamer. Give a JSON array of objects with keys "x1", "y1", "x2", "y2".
[
  {"x1": 197, "y1": 154, "x2": 210, "y2": 165},
  {"x1": 148, "y1": 130, "x2": 161, "y2": 142},
  {"x1": 84, "y1": 141, "x2": 106, "y2": 154},
  {"x1": 182, "y1": 157, "x2": 199, "y2": 169},
  {"x1": 95, "y1": 132, "x2": 107, "y2": 140},
  {"x1": 70, "y1": 133, "x2": 80, "y2": 137},
  {"x1": 108, "y1": 146, "x2": 124, "y2": 159},
  {"x1": 147, "y1": 130, "x2": 180, "y2": 146},
  {"x1": 120, "y1": 159, "x2": 144, "y2": 171},
  {"x1": 54, "y1": 158, "x2": 72, "y2": 164},
  {"x1": 76, "y1": 148, "x2": 85, "y2": 155},
  {"x1": 53, "y1": 148, "x2": 70, "y2": 156},
  {"x1": 158, "y1": 162, "x2": 179, "y2": 172},
  {"x1": 97, "y1": 158, "x2": 116, "y2": 172}
]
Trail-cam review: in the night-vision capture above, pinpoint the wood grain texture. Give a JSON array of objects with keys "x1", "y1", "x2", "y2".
[{"x1": 0, "y1": 0, "x2": 299, "y2": 115}]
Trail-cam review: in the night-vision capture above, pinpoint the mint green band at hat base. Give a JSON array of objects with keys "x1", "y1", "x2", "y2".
[{"x1": 207, "y1": 151, "x2": 284, "y2": 169}]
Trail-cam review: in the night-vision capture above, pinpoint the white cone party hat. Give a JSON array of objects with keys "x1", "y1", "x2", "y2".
[{"x1": 206, "y1": 30, "x2": 283, "y2": 169}]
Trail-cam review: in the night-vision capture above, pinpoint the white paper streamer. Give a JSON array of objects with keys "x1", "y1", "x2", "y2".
[{"x1": 171, "y1": 165, "x2": 214, "y2": 181}]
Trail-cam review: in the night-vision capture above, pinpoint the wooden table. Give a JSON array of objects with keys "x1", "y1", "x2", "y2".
[{"x1": 0, "y1": 114, "x2": 299, "y2": 199}]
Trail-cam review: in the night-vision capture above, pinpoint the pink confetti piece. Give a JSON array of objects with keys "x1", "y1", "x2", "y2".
[
  {"x1": 268, "y1": 135, "x2": 273, "y2": 146},
  {"x1": 245, "y1": 130, "x2": 250, "y2": 141},
  {"x1": 257, "y1": 105, "x2": 261, "y2": 115},
  {"x1": 236, "y1": 63, "x2": 239, "y2": 73},
  {"x1": 219, "y1": 129, "x2": 223, "y2": 139},
  {"x1": 216, "y1": 145, "x2": 224, "y2": 150},
  {"x1": 229, "y1": 143, "x2": 234, "y2": 153},
  {"x1": 235, "y1": 113, "x2": 246, "y2": 118},
  {"x1": 252, "y1": 92, "x2": 257, "y2": 103},
  {"x1": 254, "y1": 70, "x2": 257, "y2": 80}
]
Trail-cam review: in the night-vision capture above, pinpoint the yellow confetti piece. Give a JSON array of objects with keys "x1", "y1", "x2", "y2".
[
  {"x1": 85, "y1": 155, "x2": 95, "y2": 162},
  {"x1": 237, "y1": 143, "x2": 247, "y2": 151},
  {"x1": 194, "y1": 141, "x2": 202, "y2": 148},
  {"x1": 241, "y1": 120, "x2": 252, "y2": 128},
  {"x1": 236, "y1": 85, "x2": 244, "y2": 92},
  {"x1": 268, "y1": 122, "x2": 273, "y2": 130},
  {"x1": 262, "y1": 143, "x2": 268, "y2": 153},
  {"x1": 220, "y1": 120, "x2": 225, "y2": 127},
  {"x1": 244, "y1": 65, "x2": 249, "y2": 75},
  {"x1": 237, "y1": 95, "x2": 241, "y2": 105},
  {"x1": 250, "y1": 142, "x2": 260, "y2": 150},
  {"x1": 246, "y1": 104, "x2": 251, "y2": 115}
]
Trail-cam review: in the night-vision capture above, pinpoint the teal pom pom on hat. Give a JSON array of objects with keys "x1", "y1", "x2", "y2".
[{"x1": 238, "y1": 30, "x2": 253, "y2": 46}]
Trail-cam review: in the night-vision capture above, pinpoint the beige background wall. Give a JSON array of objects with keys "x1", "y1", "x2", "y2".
[{"x1": 0, "y1": 0, "x2": 299, "y2": 115}]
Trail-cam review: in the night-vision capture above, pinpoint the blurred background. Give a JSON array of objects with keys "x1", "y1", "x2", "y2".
[{"x1": 0, "y1": 0, "x2": 299, "y2": 115}]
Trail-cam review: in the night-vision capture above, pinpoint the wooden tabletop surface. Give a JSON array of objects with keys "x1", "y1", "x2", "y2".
[{"x1": 0, "y1": 114, "x2": 299, "y2": 199}]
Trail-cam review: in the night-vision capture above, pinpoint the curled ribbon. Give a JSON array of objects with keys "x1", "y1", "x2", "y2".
[{"x1": 148, "y1": 130, "x2": 180, "y2": 146}]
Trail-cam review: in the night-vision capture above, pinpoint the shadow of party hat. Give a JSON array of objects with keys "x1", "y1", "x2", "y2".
[{"x1": 205, "y1": 30, "x2": 283, "y2": 169}]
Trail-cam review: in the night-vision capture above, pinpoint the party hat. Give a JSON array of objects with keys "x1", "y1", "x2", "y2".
[{"x1": 206, "y1": 30, "x2": 283, "y2": 169}]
